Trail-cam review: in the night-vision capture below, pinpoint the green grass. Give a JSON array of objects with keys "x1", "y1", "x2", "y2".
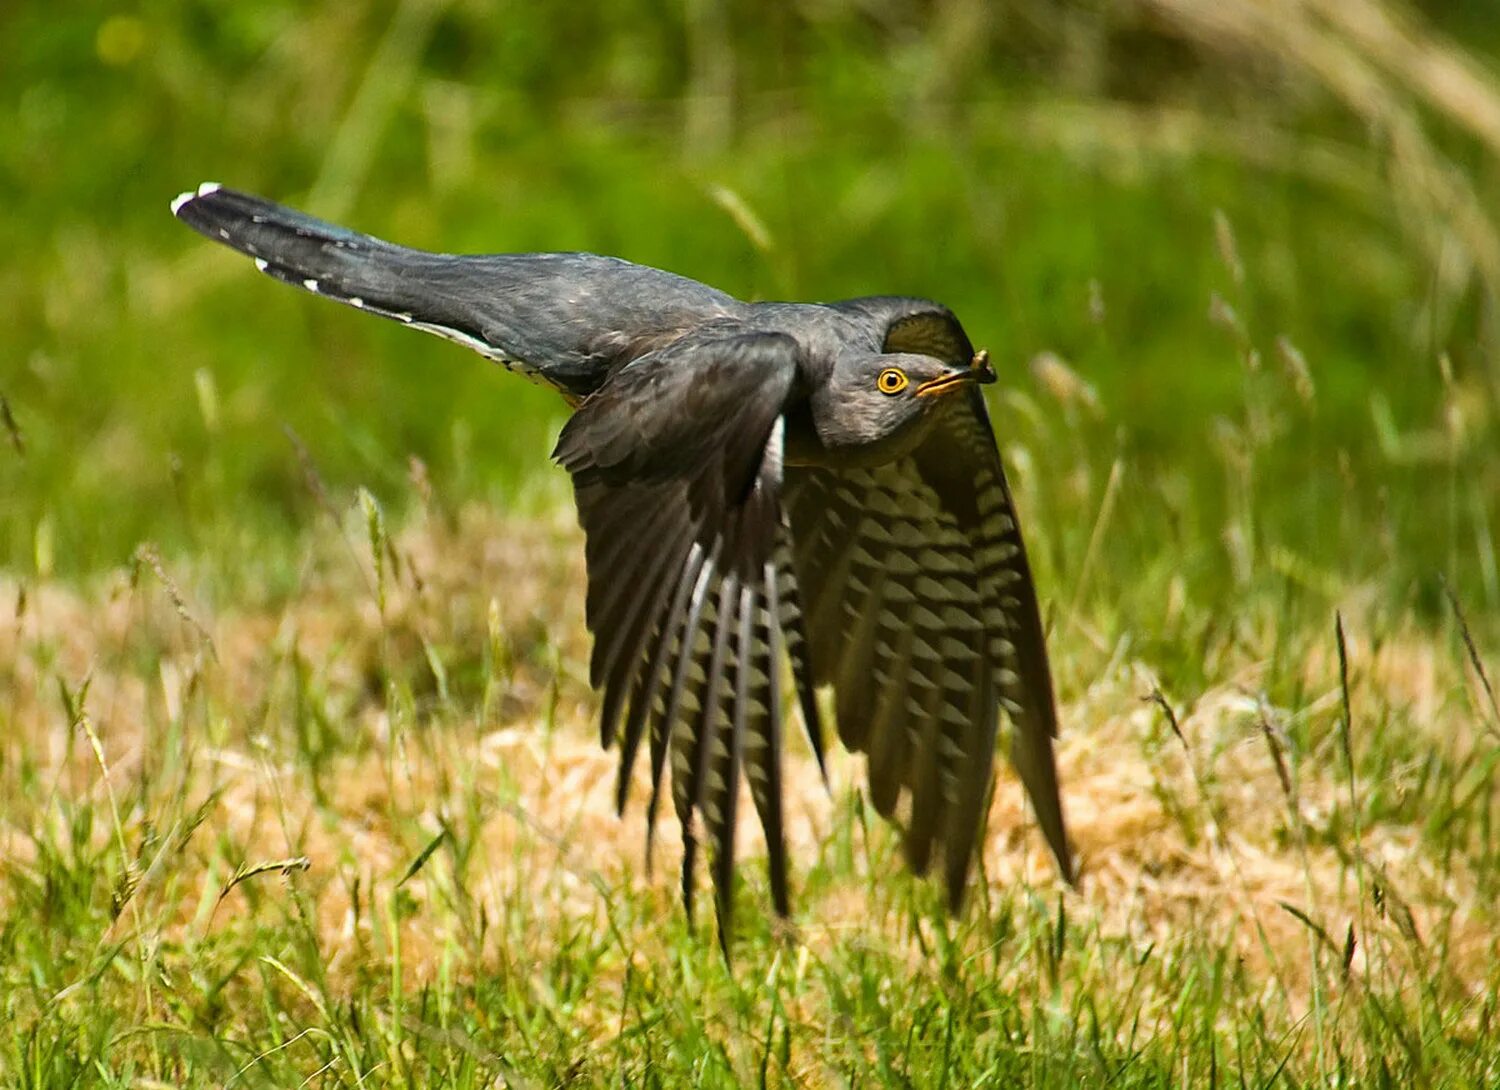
[
  {"x1": 4, "y1": 0, "x2": 1500, "y2": 1085},
  {"x1": 5, "y1": 503, "x2": 1500, "y2": 1087}
]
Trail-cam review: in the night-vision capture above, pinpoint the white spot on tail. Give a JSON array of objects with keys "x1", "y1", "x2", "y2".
[
  {"x1": 254, "y1": 258, "x2": 269, "y2": 272},
  {"x1": 169, "y1": 190, "x2": 194, "y2": 216},
  {"x1": 197, "y1": 181, "x2": 222, "y2": 198},
  {"x1": 303, "y1": 279, "x2": 319, "y2": 292},
  {"x1": 406, "y1": 321, "x2": 544, "y2": 382}
]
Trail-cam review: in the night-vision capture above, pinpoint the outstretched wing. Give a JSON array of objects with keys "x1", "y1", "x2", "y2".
[
  {"x1": 553, "y1": 330, "x2": 824, "y2": 950},
  {"x1": 789, "y1": 298, "x2": 1072, "y2": 906},
  {"x1": 171, "y1": 184, "x2": 745, "y2": 399}
]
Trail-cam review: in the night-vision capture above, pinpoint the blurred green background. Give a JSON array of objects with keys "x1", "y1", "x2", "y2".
[{"x1": 3, "y1": 0, "x2": 1498, "y2": 635}]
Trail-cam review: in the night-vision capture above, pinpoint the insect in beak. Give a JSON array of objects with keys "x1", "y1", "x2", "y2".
[{"x1": 915, "y1": 350, "x2": 997, "y2": 397}]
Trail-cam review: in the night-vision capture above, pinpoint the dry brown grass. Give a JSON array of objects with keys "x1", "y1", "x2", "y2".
[{"x1": 4, "y1": 504, "x2": 1495, "y2": 1041}]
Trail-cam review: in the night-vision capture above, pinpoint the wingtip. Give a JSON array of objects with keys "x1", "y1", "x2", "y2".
[
  {"x1": 715, "y1": 916, "x2": 734, "y2": 964},
  {"x1": 1041, "y1": 824, "x2": 1076, "y2": 890},
  {"x1": 169, "y1": 181, "x2": 222, "y2": 218},
  {"x1": 1058, "y1": 847, "x2": 1080, "y2": 889}
]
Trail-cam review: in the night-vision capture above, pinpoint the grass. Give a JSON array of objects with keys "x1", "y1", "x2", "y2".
[
  {"x1": 4, "y1": 0, "x2": 1500, "y2": 1085},
  {"x1": 5, "y1": 500, "x2": 1500, "y2": 1085}
]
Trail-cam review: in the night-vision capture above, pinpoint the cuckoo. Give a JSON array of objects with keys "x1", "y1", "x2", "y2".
[{"x1": 172, "y1": 183, "x2": 1074, "y2": 946}]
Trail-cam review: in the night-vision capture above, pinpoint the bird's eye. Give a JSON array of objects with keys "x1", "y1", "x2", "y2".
[{"x1": 876, "y1": 368, "x2": 909, "y2": 395}]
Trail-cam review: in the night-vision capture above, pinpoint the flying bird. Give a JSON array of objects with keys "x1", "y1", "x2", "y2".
[{"x1": 171, "y1": 183, "x2": 1073, "y2": 948}]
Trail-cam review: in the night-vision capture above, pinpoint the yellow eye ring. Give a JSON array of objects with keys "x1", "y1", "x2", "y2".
[{"x1": 876, "y1": 368, "x2": 909, "y2": 395}]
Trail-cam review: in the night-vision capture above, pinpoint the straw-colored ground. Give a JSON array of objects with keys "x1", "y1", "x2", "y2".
[{"x1": 6, "y1": 504, "x2": 1496, "y2": 1084}]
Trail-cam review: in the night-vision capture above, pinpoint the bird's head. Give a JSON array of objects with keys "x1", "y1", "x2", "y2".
[{"x1": 808, "y1": 349, "x2": 996, "y2": 464}]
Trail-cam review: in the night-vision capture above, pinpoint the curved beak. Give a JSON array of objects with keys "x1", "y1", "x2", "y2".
[{"x1": 915, "y1": 349, "x2": 997, "y2": 397}]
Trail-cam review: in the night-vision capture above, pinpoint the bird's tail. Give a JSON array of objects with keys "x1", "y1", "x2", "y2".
[
  {"x1": 171, "y1": 183, "x2": 494, "y2": 341},
  {"x1": 171, "y1": 183, "x2": 745, "y2": 400}
]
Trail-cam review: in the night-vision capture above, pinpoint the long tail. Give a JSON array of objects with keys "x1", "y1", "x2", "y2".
[
  {"x1": 170, "y1": 183, "x2": 743, "y2": 399},
  {"x1": 173, "y1": 182, "x2": 497, "y2": 342}
]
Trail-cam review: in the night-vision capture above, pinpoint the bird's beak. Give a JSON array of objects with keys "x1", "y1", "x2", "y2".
[{"x1": 915, "y1": 349, "x2": 997, "y2": 397}]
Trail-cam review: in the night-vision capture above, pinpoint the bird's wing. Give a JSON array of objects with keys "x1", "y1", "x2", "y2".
[
  {"x1": 788, "y1": 297, "x2": 1072, "y2": 907},
  {"x1": 553, "y1": 330, "x2": 823, "y2": 950},
  {"x1": 785, "y1": 395, "x2": 1070, "y2": 907},
  {"x1": 831, "y1": 295, "x2": 976, "y2": 362},
  {"x1": 172, "y1": 184, "x2": 744, "y2": 399}
]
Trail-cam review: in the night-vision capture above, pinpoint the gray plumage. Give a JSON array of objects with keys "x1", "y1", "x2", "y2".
[{"x1": 172, "y1": 183, "x2": 1074, "y2": 950}]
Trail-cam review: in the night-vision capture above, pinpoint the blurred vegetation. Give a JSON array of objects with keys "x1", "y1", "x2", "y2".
[{"x1": 3, "y1": 0, "x2": 1498, "y2": 639}]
